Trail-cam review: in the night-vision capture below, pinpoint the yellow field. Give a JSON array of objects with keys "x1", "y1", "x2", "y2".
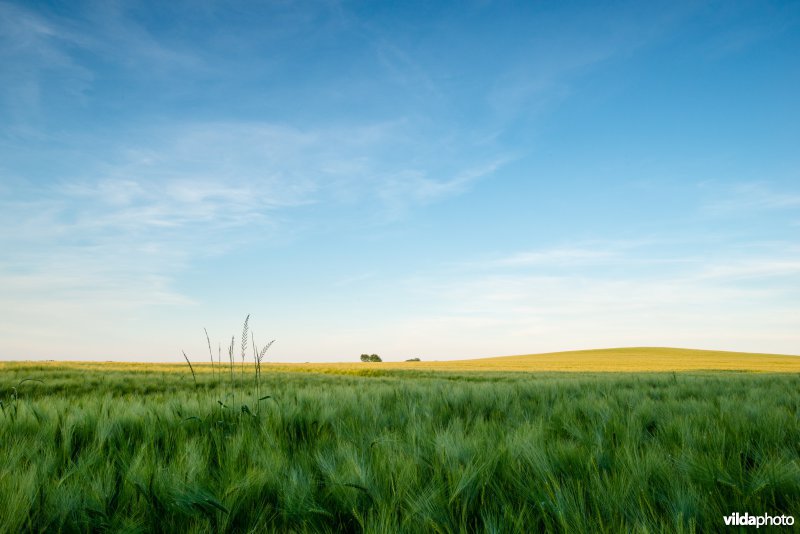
[
  {"x1": 4, "y1": 347, "x2": 799, "y2": 373},
  {"x1": 401, "y1": 346, "x2": 800, "y2": 372}
]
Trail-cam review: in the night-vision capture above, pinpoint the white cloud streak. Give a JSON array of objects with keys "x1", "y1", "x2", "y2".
[{"x1": 703, "y1": 182, "x2": 800, "y2": 214}]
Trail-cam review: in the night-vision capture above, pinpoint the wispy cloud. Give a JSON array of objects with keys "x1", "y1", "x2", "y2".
[
  {"x1": 0, "y1": 1, "x2": 213, "y2": 141},
  {"x1": 0, "y1": 117, "x2": 507, "y2": 331},
  {"x1": 376, "y1": 157, "x2": 510, "y2": 218},
  {"x1": 460, "y1": 239, "x2": 681, "y2": 272},
  {"x1": 0, "y1": 2, "x2": 93, "y2": 133},
  {"x1": 699, "y1": 1, "x2": 800, "y2": 59},
  {"x1": 372, "y1": 37, "x2": 443, "y2": 102},
  {"x1": 703, "y1": 182, "x2": 800, "y2": 214},
  {"x1": 695, "y1": 258, "x2": 800, "y2": 282},
  {"x1": 485, "y1": 2, "x2": 697, "y2": 122},
  {"x1": 488, "y1": 247, "x2": 616, "y2": 269},
  {"x1": 90, "y1": 119, "x2": 506, "y2": 217}
]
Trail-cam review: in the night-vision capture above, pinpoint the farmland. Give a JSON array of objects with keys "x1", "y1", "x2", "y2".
[
  {"x1": 10, "y1": 346, "x2": 800, "y2": 374},
  {"x1": 1, "y1": 348, "x2": 799, "y2": 532}
]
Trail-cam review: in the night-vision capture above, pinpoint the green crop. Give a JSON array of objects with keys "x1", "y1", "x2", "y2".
[{"x1": 1, "y1": 364, "x2": 799, "y2": 532}]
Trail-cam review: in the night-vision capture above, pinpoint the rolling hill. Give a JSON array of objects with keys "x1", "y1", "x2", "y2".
[{"x1": 4, "y1": 347, "x2": 799, "y2": 373}]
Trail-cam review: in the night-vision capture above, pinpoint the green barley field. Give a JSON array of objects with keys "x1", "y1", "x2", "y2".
[{"x1": 2, "y1": 350, "x2": 800, "y2": 532}]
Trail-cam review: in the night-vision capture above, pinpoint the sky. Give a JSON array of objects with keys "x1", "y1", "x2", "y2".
[{"x1": 1, "y1": 0, "x2": 799, "y2": 362}]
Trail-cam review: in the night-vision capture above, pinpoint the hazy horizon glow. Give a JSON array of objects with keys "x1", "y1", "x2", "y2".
[{"x1": 1, "y1": 1, "x2": 799, "y2": 362}]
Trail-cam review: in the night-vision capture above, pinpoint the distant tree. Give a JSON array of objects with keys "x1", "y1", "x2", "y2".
[
  {"x1": 405, "y1": 357, "x2": 421, "y2": 362},
  {"x1": 360, "y1": 354, "x2": 370, "y2": 362},
  {"x1": 369, "y1": 354, "x2": 382, "y2": 362}
]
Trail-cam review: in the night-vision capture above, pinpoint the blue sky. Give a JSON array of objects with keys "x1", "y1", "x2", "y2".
[{"x1": 1, "y1": 0, "x2": 799, "y2": 362}]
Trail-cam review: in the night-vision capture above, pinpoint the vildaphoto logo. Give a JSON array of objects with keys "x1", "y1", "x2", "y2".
[{"x1": 723, "y1": 513, "x2": 794, "y2": 528}]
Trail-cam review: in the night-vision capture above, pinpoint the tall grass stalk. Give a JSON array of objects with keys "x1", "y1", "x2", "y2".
[
  {"x1": 205, "y1": 328, "x2": 214, "y2": 383},
  {"x1": 240, "y1": 314, "x2": 249, "y2": 397}
]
